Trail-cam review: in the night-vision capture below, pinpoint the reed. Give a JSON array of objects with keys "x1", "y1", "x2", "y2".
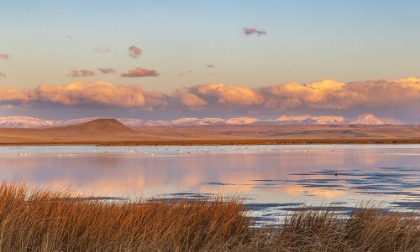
[
  {"x1": 1, "y1": 182, "x2": 420, "y2": 251},
  {"x1": 0, "y1": 182, "x2": 251, "y2": 251},
  {"x1": 268, "y1": 204, "x2": 420, "y2": 252}
]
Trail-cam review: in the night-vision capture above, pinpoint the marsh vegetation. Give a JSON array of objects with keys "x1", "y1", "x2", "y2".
[{"x1": 1, "y1": 182, "x2": 420, "y2": 251}]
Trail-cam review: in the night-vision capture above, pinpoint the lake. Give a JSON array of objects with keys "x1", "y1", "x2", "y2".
[{"x1": 1, "y1": 144, "x2": 420, "y2": 223}]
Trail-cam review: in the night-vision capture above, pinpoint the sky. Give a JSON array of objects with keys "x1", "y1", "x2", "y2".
[{"x1": 1, "y1": 0, "x2": 420, "y2": 122}]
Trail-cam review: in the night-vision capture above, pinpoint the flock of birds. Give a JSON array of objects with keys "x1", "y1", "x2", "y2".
[
  {"x1": 3, "y1": 145, "x2": 400, "y2": 179},
  {"x1": 2, "y1": 145, "x2": 365, "y2": 159}
]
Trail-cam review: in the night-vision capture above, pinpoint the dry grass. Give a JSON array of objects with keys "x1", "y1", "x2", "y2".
[
  {"x1": 2, "y1": 120, "x2": 420, "y2": 145},
  {"x1": 1, "y1": 183, "x2": 420, "y2": 251},
  {"x1": 0, "y1": 182, "x2": 251, "y2": 251},
  {"x1": 270, "y1": 204, "x2": 420, "y2": 252}
]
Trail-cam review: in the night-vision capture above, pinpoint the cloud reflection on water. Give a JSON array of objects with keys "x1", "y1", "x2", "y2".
[{"x1": 0, "y1": 145, "x2": 420, "y2": 206}]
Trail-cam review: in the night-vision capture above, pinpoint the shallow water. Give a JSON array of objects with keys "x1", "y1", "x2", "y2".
[{"x1": 1, "y1": 144, "x2": 420, "y2": 223}]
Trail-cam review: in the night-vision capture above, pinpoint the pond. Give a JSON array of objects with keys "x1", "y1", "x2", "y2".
[{"x1": 1, "y1": 144, "x2": 420, "y2": 223}]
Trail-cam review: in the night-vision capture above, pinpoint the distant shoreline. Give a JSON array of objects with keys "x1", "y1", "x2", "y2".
[
  {"x1": 2, "y1": 138, "x2": 420, "y2": 146},
  {"x1": 1, "y1": 119, "x2": 420, "y2": 146}
]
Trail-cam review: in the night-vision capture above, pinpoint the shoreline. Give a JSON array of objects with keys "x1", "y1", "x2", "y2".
[
  {"x1": 1, "y1": 121, "x2": 420, "y2": 146},
  {"x1": 2, "y1": 138, "x2": 420, "y2": 146}
]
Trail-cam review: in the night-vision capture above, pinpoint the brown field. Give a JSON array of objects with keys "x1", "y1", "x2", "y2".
[
  {"x1": 1, "y1": 119, "x2": 420, "y2": 145},
  {"x1": 2, "y1": 182, "x2": 420, "y2": 251}
]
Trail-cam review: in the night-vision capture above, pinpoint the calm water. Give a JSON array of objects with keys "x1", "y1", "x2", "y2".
[{"x1": 1, "y1": 145, "x2": 420, "y2": 222}]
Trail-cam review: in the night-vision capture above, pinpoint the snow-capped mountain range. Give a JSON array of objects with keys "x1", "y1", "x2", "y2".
[{"x1": 0, "y1": 114, "x2": 405, "y2": 128}]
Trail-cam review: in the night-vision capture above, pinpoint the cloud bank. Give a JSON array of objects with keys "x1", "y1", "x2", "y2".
[
  {"x1": 121, "y1": 67, "x2": 159, "y2": 77},
  {"x1": 0, "y1": 82, "x2": 148, "y2": 108},
  {"x1": 1, "y1": 77, "x2": 420, "y2": 121},
  {"x1": 128, "y1": 46, "x2": 142, "y2": 58},
  {"x1": 243, "y1": 27, "x2": 266, "y2": 36},
  {"x1": 68, "y1": 70, "x2": 95, "y2": 78}
]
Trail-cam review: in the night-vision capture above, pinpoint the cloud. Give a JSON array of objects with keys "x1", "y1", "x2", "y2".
[
  {"x1": 1, "y1": 77, "x2": 420, "y2": 121},
  {"x1": 95, "y1": 47, "x2": 110, "y2": 53},
  {"x1": 260, "y1": 79, "x2": 349, "y2": 109},
  {"x1": 206, "y1": 64, "x2": 214, "y2": 68},
  {"x1": 173, "y1": 90, "x2": 207, "y2": 108},
  {"x1": 128, "y1": 45, "x2": 142, "y2": 58},
  {"x1": 181, "y1": 77, "x2": 420, "y2": 116},
  {"x1": 188, "y1": 83, "x2": 264, "y2": 107},
  {"x1": 143, "y1": 91, "x2": 169, "y2": 110},
  {"x1": 0, "y1": 54, "x2": 10, "y2": 60},
  {"x1": 68, "y1": 70, "x2": 95, "y2": 78},
  {"x1": 98, "y1": 68, "x2": 117, "y2": 74},
  {"x1": 0, "y1": 72, "x2": 5, "y2": 78},
  {"x1": 242, "y1": 27, "x2": 266, "y2": 36},
  {"x1": 0, "y1": 82, "x2": 166, "y2": 110},
  {"x1": 121, "y1": 67, "x2": 159, "y2": 77},
  {"x1": 257, "y1": 77, "x2": 420, "y2": 115},
  {"x1": 9, "y1": 81, "x2": 146, "y2": 108},
  {"x1": 0, "y1": 86, "x2": 29, "y2": 103}
]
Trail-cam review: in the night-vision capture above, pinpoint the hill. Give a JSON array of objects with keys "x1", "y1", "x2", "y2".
[
  {"x1": 54, "y1": 119, "x2": 134, "y2": 134},
  {"x1": 0, "y1": 119, "x2": 137, "y2": 144},
  {"x1": 0, "y1": 118, "x2": 420, "y2": 145}
]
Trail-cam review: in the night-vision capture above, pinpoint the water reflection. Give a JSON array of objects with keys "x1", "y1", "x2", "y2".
[{"x1": 1, "y1": 145, "x2": 420, "y2": 208}]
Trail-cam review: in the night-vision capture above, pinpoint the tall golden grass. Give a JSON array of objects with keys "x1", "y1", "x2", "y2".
[{"x1": 1, "y1": 182, "x2": 420, "y2": 251}]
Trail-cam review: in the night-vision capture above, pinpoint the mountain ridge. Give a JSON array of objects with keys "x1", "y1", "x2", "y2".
[{"x1": 0, "y1": 114, "x2": 405, "y2": 128}]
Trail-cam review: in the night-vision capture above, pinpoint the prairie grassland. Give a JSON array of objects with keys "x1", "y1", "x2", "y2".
[
  {"x1": 1, "y1": 182, "x2": 420, "y2": 251},
  {"x1": 2, "y1": 120, "x2": 420, "y2": 146}
]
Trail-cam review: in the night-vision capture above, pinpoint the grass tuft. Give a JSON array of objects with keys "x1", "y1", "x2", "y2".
[{"x1": 1, "y1": 182, "x2": 420, "y2": 251}]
